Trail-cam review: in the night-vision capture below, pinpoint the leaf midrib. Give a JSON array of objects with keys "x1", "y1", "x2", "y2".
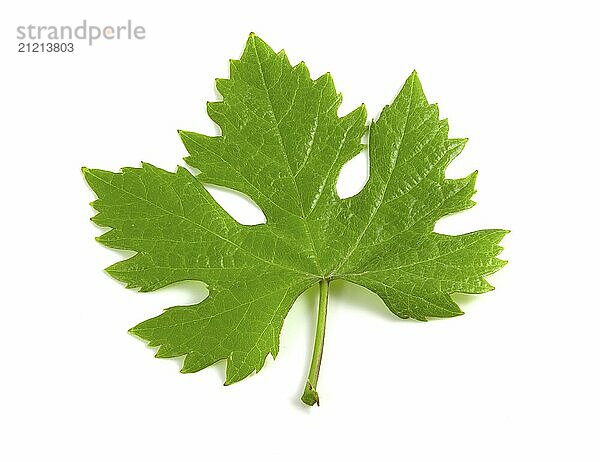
[
  {"x1": 251, "y1": 37, "x2": 322, "y2": 273},
  {"x1": 88, "y1": 167, "x2": 318, "y2": 279},
  {"x1": 332, "y1": 75, "x2": 417, "y2": 275}
]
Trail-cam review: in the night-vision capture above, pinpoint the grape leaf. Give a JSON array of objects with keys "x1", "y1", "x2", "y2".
[{"x1": 83, "y1": 33, "x2": 507, "y2": 406}]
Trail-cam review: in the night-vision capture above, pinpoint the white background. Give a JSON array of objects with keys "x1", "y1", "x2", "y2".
[{"x1": 2, "y1": 1, "x2": 599, "y2": 461}]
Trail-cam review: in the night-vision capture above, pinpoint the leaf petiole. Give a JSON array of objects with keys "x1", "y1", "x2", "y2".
[{"x1": 301, "y1": 278, "x2": 330, "y2": 406}]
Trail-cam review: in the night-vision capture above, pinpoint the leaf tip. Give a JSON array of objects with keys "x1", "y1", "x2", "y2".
[
  {"x1": 178, "y1": 130, "x2": 192, "y2": 142},
  {"x1": 493, "y1": 229, "x2": 511, "y2": 242},
  {"x1": 127, "y1": 323, "x2": 146, "y2": 339},
  {"x1": 81, "y1": 167, "x2": 95, "y2": 185},
  {"x1": 223, "y1": 371, "x2": 239, "y2": 386},
  {"x1": 245, "y1": 31, "x2": 270, "y2": 52}
]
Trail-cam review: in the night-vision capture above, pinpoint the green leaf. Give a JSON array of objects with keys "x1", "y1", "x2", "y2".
[{"x1": 83, "y1": 33, "x2": 507, "y2": 404}]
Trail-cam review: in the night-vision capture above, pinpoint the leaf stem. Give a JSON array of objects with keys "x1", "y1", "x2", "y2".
[{"x1": 301, "y1": 278, "x2": 330, "y2": 406}]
